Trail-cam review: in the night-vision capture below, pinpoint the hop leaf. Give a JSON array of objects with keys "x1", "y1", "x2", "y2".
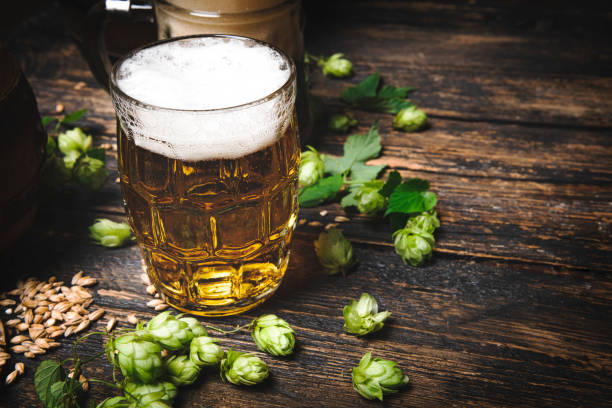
[
  {"x1": 190, "y1": 336, "x2": 224, "y2": 367},
  {"x1": 146, "y1": 311, "x2": 195, "y2": 351},
  {"x1": 89, "y1": 218, "x2": 133, "y2": 248},
  {"x1": 343, "y1": 293, "x2": 390, "y2": 336},
  {"x1": 220, "y1": 349, "x2": 269, "y2": 386},
  {"x1": 108, "y1": 332, "x2": 163, "y2": 384},
  {"x1": 319, "y1": 53, "x2": 353, "y2": 78},
  {"x1": 328, "y1": 114, "x2": 357, "y2": 134},
  {"x1": 251, "y1": 314, "x2": 295, "y2": 356},
  {"x1": 164, "y1": 355, "x2": 201, "y2": 386},
  {"x1": 299, "y1": 146, "x2": 325, "y2": 187},
  {"x1": 393, "y1": 106, "x2": 427, "y2": 132},
  {"x1": 314, "y1": 228, "x2": 357, "y2": 276},
  {"x1": 352, "y1": 352, "x2": 409, "y2": 401},
  {"x1": 124, "y1": 381, "x2": 177, "y2": 405}
]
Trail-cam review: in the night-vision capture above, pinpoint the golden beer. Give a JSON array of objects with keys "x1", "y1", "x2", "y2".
[{"x1": 110, "y1": 35, "x2": 299, "y2": 315}]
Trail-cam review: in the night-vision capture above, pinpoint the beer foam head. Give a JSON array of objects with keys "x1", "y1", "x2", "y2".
[{"x1": 111, "y1": 36, "x2": 295, "y2": 161}]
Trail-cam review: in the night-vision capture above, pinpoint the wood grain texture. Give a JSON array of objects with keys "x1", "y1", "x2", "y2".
[{"x1": 1, "y1": 1, "x2": 611, "y2": 407}]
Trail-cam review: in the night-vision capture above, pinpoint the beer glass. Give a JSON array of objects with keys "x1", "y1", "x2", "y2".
[{"x1": 109, "y1": 35, "x2": 300, "y2": 316}]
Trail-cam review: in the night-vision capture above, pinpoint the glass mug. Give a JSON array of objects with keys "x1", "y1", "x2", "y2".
[
  {"x1": 109, "y1": 35, "x2": 300, "y2": 316},
  {"x1": 83, "y1": 0, "x2": 312, "y2": 140}
]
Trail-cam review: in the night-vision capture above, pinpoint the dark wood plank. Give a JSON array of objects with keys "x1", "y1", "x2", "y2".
[
  {"x1": 304, "y1": 1, "x2": 612, "y2": 127},
  {"x1": 2, "y1": 223, "x2": 611, "y2": 407},
  {"x1": 2, "y1": 1, "x2": 611, "y2": 407}
]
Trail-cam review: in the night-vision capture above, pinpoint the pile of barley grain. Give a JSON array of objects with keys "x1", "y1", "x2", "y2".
[{"x1": 0, "y1": 272, "x2": 111, "y2": 385}]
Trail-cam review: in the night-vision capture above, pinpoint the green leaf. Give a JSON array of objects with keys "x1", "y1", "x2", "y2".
[
  {"x1": 341, "y1": 123, "x2": 381, "y2": 171},
  {"x1": 350, "y1": 162, "x2": 386, "y2": 182},
  {"x1": 341, "y1": 72, "x2": 380, "y2": 104},
  {"x1": 380, "y1": 170, "x2": 402, "y2": 197},
  {"x1": 385, "y1": 187, "x2": 437, "y2": 216},
  {"x1": 42, "y1": 116, "x2": 56, "y2": 127},
  {"x1": 49, "y1": 381, "x2": 68, "y2": 407},
  {"x1": 298, "y1": 174, "x2": 343, "y2": 207},
  {"x1": 322, "y1": 155, "x2": 346, "y2": 175},
  {"x1": 61, "y1": 109, "x2": 87, "y2": 124},
  {"x1": 341, "y1": 73, "x2": 415, "y2": 114},
  {"x1": 35, "y1": 360, "x2": 65, "y2": 408},
  {"x1": 86, "y1": 147, "x2": 106, "y2": 163},
  {"x1": 340, "y1": 189, "x2": 359, "y2": 209},
  {"x1": 389, "y1": 213, "x2": 410, "y2": 232},
  {"x1": 399, "y1": 178, "x2": 430, "y2": 192}
]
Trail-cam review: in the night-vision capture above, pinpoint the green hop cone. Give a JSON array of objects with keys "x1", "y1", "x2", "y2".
[
  {"x1": 58, "y1": 127, "x2": 92, "y2": 156},
  {"x1": 329, "y1": 114, "x2": 357, "y2": 134},
  {"x1": 299, "y1": 146, "x2": 325, "y2": 187},
  {"x1": 392, "y1": 224, "x2": 434, "y2": 267},
  {"x1": 319, "y1": 53, "x2": 353, "y2": 78},
  {"x1": 63, "y1": 150, "x2": 81, "y2": 170},
  {"x1": 393, "y1": 106, "x2": 427, "y2": 132},
  {"x1": 90, "y1": 218, "x2": 133, "y2": 248},
  {"x1": 107, "y1": 332, "x2": 163, "y2": 384},
  {"x1": 96, "y1": 396, "x2": 130, "y2": 408},
  {"x1": 146, "y1": 311, "x2": 195, "y2": 351},
  {"x1": 190, "y1": 336, "x2": 224, "y2": 367},
  {"x1": 354, "y1": 181, "x2": 386, "y2": 214},
  {"x1": 406, "y1": 211, "x2": 440, "y2": 235},
  {"x1": 124, "y1": 380, "x2": 177, "y2": 405},
  {"x1": 251, "y1": 314, "x2": 295, "y2": 356},
  {"x1": 179, "y1": 316, "x2": 208, "y2": 337},
  {"x1": 314, "y1": 228, "x2": 357, "y2": 276},
  {"x1": 343, "y1": 293, "x2": 390, "y2": 336},
  {"x1": 164, "y1": 355, "x2": 201, "y2": 386},
  {"x1": 220, "y1": 348, "x2": 269, "y2": 386},
  {"x1": 352, "y1": 352, "x2": 409, "y2": 401},
  {"x1": 74, "y1": 156, "x2": 108, "y2": 190}
]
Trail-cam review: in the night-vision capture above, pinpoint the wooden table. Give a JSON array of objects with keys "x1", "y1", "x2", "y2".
[{"x1": 2, "y1": 1, "x2": 611, "y2": 406}]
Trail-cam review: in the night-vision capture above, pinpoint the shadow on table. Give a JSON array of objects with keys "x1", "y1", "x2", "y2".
[{"x1": 273, "y1": 230, "x2": 328, "y2": 300}]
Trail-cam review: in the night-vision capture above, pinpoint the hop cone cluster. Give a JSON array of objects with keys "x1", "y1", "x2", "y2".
[
  {"x1": 343, "y1": 293, "x2": 390, "y2": 336},
  {"x1": 352, "y1": 352, "x2": 409, "y2": 401},
  {"x1": 393, "y1": 211, "x2": 439, "y2": 266},
  {"x1": 251, "y1": 314, "x2": 295, "y2": 356},
  {"x1": 220, "y1": 348, "x2": 269, "y2": 386},
  {"x1": 104, "y1": 312, "x2": 218, "y2": 407}
]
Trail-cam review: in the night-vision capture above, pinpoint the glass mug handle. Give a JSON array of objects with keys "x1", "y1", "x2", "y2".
[{"x1": 81, "y1": 0, "x2": 154, "y2": 87}]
